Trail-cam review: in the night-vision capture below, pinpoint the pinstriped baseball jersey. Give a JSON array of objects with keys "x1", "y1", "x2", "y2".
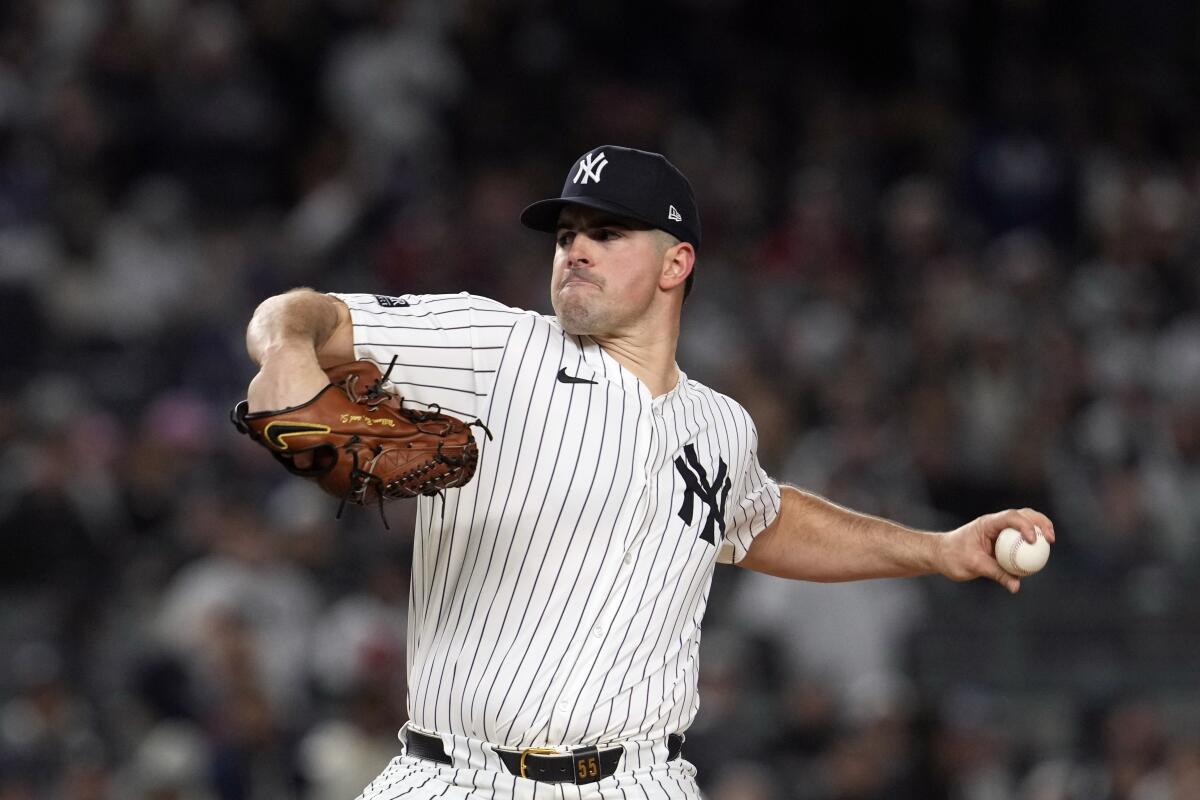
[{"x1": 331, "y1": 291, "x2": 781, "y2": 749}]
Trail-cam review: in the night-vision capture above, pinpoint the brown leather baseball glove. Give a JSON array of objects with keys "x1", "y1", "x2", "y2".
[{"x1": 231, "y1": 360, "x2": 488, "y2": 520}]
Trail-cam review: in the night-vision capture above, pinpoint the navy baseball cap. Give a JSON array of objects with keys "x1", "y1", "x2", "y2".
[{"x1": 520, "y1": 145, "x2": 701, "y2": 249}]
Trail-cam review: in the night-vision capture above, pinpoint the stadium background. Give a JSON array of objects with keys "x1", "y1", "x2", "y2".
[{"x1": 2, "y1": 1, "x2": 1199, "y2": 798}]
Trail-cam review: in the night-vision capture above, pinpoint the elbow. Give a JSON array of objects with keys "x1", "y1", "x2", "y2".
[
  {"x1": 250, "y1": 287, "x2": 322, "y2": 319},
  {"x1": 245, "y1": 287, "x2": 334, "y2": 364},
  {"x1": 247, "y1": 288, "x2": 306, "y2": 329}
]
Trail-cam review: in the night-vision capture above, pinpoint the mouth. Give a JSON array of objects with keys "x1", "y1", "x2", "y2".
[{"x1": 561, "y1": 276, "x2": 599, "y2": 290}]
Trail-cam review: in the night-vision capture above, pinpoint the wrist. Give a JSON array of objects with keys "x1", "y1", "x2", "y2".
[{"x1": 929, "y1": 529, "x2": 951, "y2": 577}]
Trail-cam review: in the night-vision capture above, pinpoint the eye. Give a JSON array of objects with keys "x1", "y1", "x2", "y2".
[
  {"x1": 556, "y1": 231, "x2": 575, "y2": 248},
  {"x1": 591, "y1": 228, "x2": 620, "y2": 242}
]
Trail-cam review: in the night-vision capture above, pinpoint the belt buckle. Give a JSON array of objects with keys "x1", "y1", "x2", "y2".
[{"x1": 518, "y1": 747, "x2": 558, "y2": 779}]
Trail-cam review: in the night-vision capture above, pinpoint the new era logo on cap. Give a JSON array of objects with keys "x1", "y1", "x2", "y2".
[{"x1": 520, "y1": 145, "x2": 701, "y2": 250}]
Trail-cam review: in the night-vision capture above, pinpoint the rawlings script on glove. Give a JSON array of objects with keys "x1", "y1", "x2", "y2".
[{"x1": 232, "y1": 360, "x2": 489, "y2": 519}]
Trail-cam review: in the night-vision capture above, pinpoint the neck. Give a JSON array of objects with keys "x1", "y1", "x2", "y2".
[{"x1": 592, "y1": 318, "x2": 681, "y2": 397}]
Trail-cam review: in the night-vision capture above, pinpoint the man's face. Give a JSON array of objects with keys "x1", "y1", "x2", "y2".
[{"x1": 550, "y1": 206, "x2": 666, "y2": 336}]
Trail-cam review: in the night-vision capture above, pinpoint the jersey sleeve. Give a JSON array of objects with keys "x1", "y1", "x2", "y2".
[
  {"x1": 329, "y1": 292, "x2": 528, "y2": 420},
  {"x1": 716, "y1": 419, "x2": 782, "y2": 565}
]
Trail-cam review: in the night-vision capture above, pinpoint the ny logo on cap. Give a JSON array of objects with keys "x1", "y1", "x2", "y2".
[{"x1": 573, "y1": 151, "x2": 609, "y2": 185}]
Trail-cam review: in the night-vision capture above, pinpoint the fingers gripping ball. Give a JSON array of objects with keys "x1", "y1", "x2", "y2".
[
  {"x1": 994, "y1": 527, "x2": 1050, "y2": 576},
  {"x1": 232, "y1": 360, "x2": 490, "y2": 512}
]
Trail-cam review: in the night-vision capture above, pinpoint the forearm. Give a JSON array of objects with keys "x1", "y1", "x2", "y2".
[
  {"x1": 246, "y1": 288, "x2": 343, "y2": 366},
  {"x1": 738, "y1": 485, "x2": 943, "y2": 581},
  {"x1": 244, "y1": 288, "x2": 352, "y2": 412}
]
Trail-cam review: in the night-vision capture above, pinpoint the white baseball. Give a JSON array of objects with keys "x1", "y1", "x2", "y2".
[{"x1": 994, "y1": 526, "x2": 1050, "y2": 576}]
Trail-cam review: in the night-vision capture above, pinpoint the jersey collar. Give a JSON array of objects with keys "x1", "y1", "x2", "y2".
[{"x1": 576, "y1": 335, "x2": 688, "y2": 403}]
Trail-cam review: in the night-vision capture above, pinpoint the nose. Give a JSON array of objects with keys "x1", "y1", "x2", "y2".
[{"x1": 566, "y1": 234, "x2": 592, "y2": 268}]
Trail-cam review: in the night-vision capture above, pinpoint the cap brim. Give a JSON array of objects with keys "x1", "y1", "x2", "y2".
[{"x1": 520, "y1": 196, "x2": 654, "y2": 233}]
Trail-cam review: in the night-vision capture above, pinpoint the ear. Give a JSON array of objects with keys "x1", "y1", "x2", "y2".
[{"x1": 659, "y1": 242, "x2": 695, "y2": 293}]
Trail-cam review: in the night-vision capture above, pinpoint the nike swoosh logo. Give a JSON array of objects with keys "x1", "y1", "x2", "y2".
[
  {"x1": 556, "y1": 367, "x2": 597, "y2": 385},
  {"x1": 263, "y1": 421, "x2": 332, "y2": 449}
]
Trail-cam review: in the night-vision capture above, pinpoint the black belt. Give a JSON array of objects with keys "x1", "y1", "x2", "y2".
[{"x1": 404, "y1": 728, "x2": 683, "y2": 784}]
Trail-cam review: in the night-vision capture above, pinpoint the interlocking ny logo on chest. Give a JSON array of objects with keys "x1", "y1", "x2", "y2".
[{"x1": 674, "y1": 444, "x2": 731, "y2": 546}]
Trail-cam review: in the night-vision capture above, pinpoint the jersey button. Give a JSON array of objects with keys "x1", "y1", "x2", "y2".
[
  {"x1": 592, "y1": 625, "x2": 604, "y2": 638},
  {"x1": 557, "y1": 700, "x2": 569, "y2": 714},
  {"x1": 623, "y1": 552, "x2": 633, "y2": 565}
]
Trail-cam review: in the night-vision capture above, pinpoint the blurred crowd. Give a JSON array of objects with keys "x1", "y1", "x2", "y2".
[{"x1": 1, "y1": 1, "x2": 1199, "y2": 798}]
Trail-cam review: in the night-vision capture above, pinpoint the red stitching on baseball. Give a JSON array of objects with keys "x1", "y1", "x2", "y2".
[{"x1": 1007, "y1": 538, "x2": 1029, "y2": 575}]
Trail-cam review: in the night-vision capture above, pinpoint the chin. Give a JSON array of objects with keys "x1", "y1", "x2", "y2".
[
  {"x1": 556, "y1": 310, "x2": 593, "y2": 336},
  {"x1": 554, "y1": 300, "x2": 604, "y2": 336}
]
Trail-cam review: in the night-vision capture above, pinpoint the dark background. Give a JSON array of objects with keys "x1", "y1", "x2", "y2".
[{"x1": 1, "y1": 1, "x2": 1199, "y2": 798}]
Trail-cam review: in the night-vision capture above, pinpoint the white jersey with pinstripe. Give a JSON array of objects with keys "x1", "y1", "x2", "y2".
[{"x1": 331, "y1": 291, "x2": 781, "y2": 752}]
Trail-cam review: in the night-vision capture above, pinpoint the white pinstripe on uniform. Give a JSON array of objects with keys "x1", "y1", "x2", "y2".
[{"x1": 331, "y1": 292, "x2": 781, "y2": 798}]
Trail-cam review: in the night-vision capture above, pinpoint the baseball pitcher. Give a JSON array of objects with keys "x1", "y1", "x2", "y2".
[{"x1": 237, "y1": 146, "x2": 1056, "y2": 799}]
